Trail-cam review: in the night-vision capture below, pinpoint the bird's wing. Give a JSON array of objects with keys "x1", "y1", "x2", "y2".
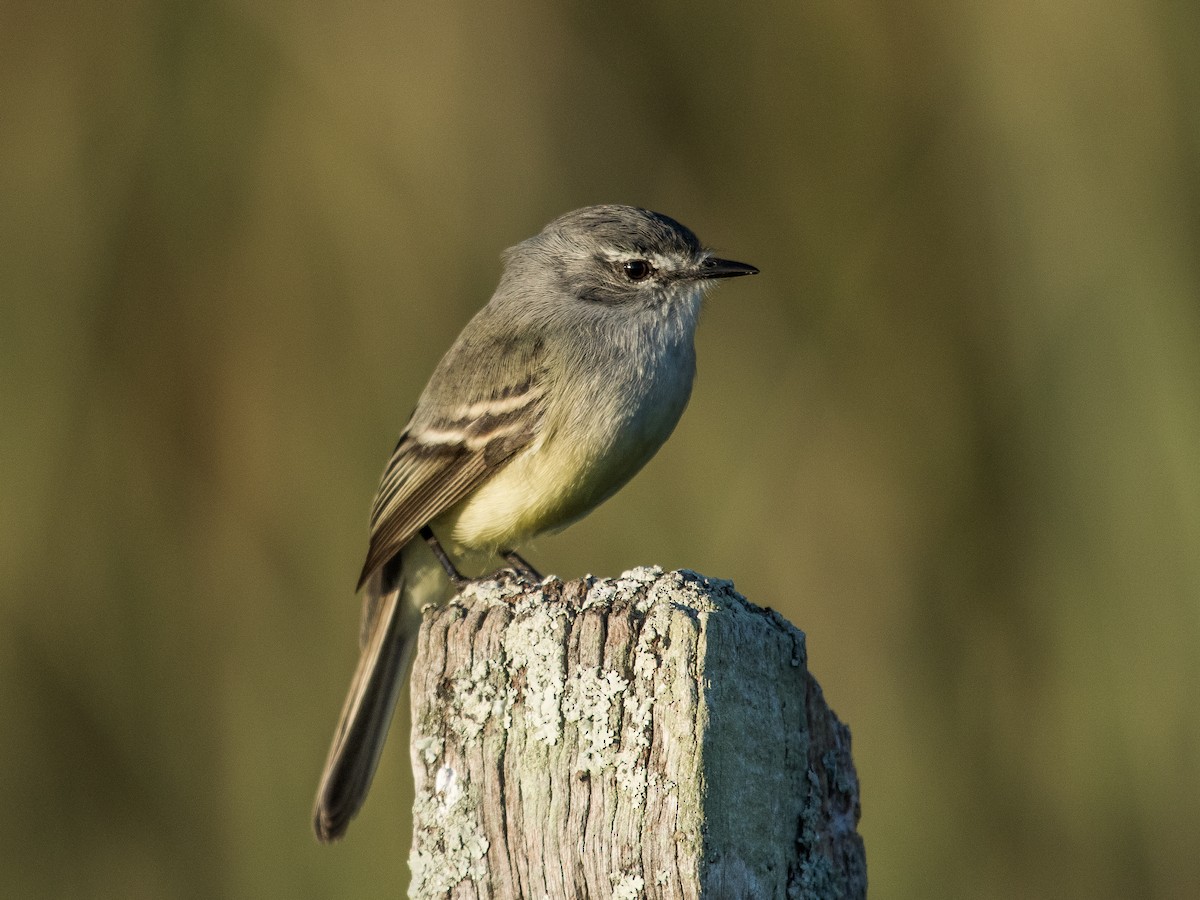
[{"x1": 355, "y1": 368, "x2": 547, "y2": 590}]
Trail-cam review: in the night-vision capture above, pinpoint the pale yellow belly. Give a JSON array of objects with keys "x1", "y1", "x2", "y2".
[
  {"x1": 438, "y1": 433, "x2": 592, "y2": 551},
  {"x1": 440, "y1": 399, "x2": 679, "y2": 552}
]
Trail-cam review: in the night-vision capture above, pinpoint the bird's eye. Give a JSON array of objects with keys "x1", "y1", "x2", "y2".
[{"x1": 622, "y1": 259, "x2": 654, "y2": 282}]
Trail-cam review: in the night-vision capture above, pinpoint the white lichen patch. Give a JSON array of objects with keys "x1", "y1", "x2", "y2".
[
  {"x1": 582, "y1": 566, "x2": 663, "y2": 613},
  {"x1": 413, "y1": 734, "x2": 444, "y2": 766},
  {"x1": 614, "y1": 690, "x2": 653, "y2": 801},
  {"x1": 562, "y1": 666, "x2": 629, "y2": 772},
  {"x1": 504, "y1": 605, "x2": 568, "y2": 745},
  {"x1": 458, "y1": 574, "x2": 529, "y2": 606},
  {"x1": 448, "y1": 659, "x2": 503, "y2": 741},
  {"x1": 605, "y1": 601, "x2": 672, "y2": 802},
  {"x1": 633, "y1": 646, "x2": 660, "y2": 682},
  {"x1": 616, "y1": 566, "x2": 665, "y2": 613},
  {"x1": 583, "y1": 578, "x2": 618, "y2": 609},
  {"x1": 409, "y1": 767, "x2": 490, "y2": 898},
  {"x1": 620, "y1": 565, "x2": 664, "y2": 585},
  {"x1": 632, "y1": 603, "x2": 670, "y2": 682},
  {"x1": 610, "y1": 871, "x2": 646, "y2": 900},
  {"x1": 651, "y1": 568, "x2": 746, "y2": 615}
]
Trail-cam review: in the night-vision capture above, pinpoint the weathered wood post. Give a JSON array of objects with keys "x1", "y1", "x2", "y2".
[{"x1": 407, "y1": 567, "x2": 866, "y2": 900}]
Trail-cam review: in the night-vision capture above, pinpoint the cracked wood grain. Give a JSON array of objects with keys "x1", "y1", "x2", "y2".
[{"x1": 408, "y1": 567, "x2": 866, "y2": 900}]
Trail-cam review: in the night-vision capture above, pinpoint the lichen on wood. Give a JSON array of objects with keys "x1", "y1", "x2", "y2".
[{"x1": 408, "y1": 567, "x2": 866, "y2": 900}]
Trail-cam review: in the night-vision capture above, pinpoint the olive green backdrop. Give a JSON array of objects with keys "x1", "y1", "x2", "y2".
[{"x1": 3, "y1": 1, "x2": 1198, "y2": 897}]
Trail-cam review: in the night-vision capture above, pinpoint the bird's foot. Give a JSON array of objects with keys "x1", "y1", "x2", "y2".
[{"x1": 499, "y1": 549, "x2": 542, "y2": 582}]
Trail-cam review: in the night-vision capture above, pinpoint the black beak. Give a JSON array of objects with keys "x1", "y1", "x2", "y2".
[{"x1": 696, "y1": 256, "x2": 759, "y2": 279}]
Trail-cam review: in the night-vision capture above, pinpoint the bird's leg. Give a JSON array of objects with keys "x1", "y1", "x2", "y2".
[
  {"x1": 420, "y1": 526, "x2": 469, "y2": 589},
  {"x1": 500, "y1": 549, "x2": 542, "y2": 581}
]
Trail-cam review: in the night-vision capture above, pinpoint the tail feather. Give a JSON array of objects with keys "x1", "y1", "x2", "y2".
[{"x1": 313, "y1": 572, "x2": 421, "y2": 842}]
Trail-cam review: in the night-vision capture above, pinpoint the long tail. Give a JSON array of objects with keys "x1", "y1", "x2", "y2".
[{"x1": 313, "y1": 566, "x2": 422, "y2": 842}]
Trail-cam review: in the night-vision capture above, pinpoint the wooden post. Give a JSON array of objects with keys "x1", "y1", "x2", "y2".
[{"x1": 407, "y1": 567, "x2": 866, "y2": 900}]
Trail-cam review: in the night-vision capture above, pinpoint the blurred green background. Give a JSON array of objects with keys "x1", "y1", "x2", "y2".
[{"x1": 3, "y1": 0, "x2": 1199, "y2": 897}]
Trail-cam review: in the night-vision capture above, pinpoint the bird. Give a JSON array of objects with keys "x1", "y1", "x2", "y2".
[{"x1": 313, "y1": 204, "x2": 758, "y2": 841}]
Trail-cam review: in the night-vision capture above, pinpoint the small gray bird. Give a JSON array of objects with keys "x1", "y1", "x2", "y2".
[{"x1": 313, "y1": 205, "x2": 757, "y2": 841}]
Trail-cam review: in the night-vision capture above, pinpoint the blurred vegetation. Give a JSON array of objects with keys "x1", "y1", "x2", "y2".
[{"x1": 2, "y1": 0, "x2": 1199, "y2": 897}]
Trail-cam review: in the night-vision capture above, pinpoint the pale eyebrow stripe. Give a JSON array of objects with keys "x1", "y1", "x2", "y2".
[{"x1": 598, "y1": 249, "x2": 680, "y2": 271}]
